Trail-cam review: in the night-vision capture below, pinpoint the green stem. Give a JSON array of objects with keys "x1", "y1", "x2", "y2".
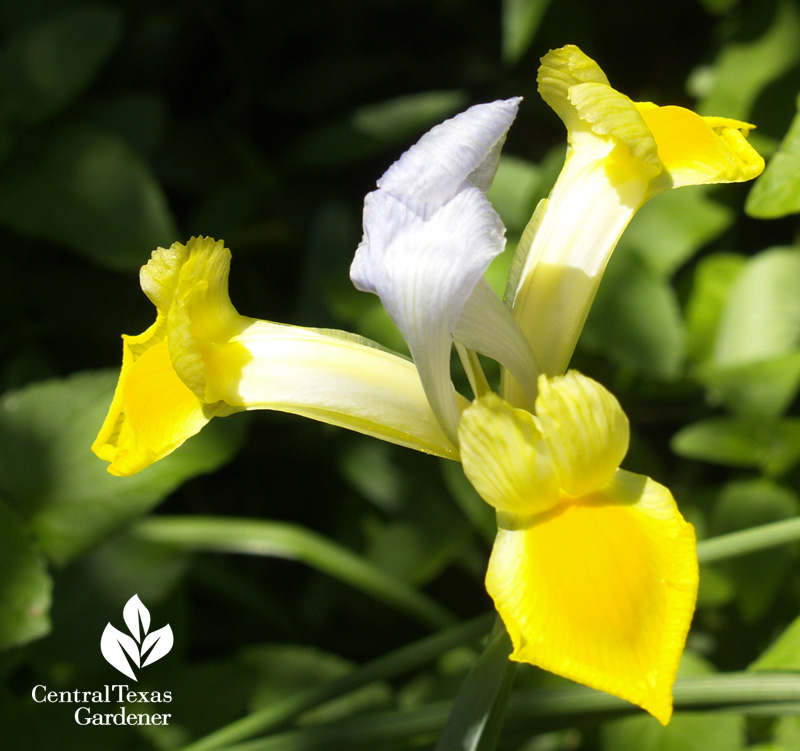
[
  {"x1": 697, "y1": 516, "x2": 800, "y2": 564},
  {"x1": 181, "y1": 613, "x2": 494, "y2": 751},
  {"x1": 132, "y1": 516, "x2": 455, "y2": 630}
]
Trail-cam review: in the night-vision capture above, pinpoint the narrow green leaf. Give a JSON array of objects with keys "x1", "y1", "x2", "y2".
[
  {"x1": 0, "y1": 5, "x2": 123, "y2": 125},
  {"x1": 710, "y1": 479, "x2": 800, "y2": 621},
  {"x1": 243, "y1": 645, "x2": 391, "y2": 725},
  {"x1": 0, "y1": 371, "x2": 246, "y2": 563},
  {"x1": 508, "y1": 674, "x2": 800, "y2": 721},
  {"x1": 698, "y1": 516, "x2": 800, "y2": 564},
  {"x1": 502, "y1": 0, "x2": 551, "y2": 65},
  {"x1": 182, "y1": 614, "x2": 494, "y2": 751},
  {"x1": 602, "y1": 653, "x2": 746, "y2": 751},
  {"x1": 434, "y1": 626, "x2": 515, "y2": 751},
  {"x1": 132, "y1": 515, "x2": 456, "y2": 630},
  {"x1": 747, "y1": 96, "x2": 800, "y2": 218},
  {"x1": 0, "y1": 122, "x2": 177, "y2": 270},
  {"x1": 202, "y1": 674, "x2": 800, "y2": 751},
  {"x1": 0, "y1": 498, "x2": 51, "y2": 649}
]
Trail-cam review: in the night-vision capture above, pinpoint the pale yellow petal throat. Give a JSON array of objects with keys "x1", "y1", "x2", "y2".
[
  {"x1": 93, "y1": 237, "x2": 458, "y2": 476},
  {"x1": 459, "y1": 372, "x2": 698, "y2": 724}
]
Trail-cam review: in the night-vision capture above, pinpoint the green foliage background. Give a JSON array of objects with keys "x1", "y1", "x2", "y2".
[{"x1": 4, "y1": 0, "x2": 800, "y2": 749}]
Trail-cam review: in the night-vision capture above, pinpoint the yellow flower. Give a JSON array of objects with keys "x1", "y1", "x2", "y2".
[
  {"x1": 503, "y1": 45, "x2": 764, "y2": 405},
  {"x1": 93, "y1": 44, "x2": 764, "y2": 725},
  {"x1": 92, "y1": 237, "x2": 458, "y2": 476},
  {"x1": 459, "y1": 372, "x2": 698, "y2": 725}
]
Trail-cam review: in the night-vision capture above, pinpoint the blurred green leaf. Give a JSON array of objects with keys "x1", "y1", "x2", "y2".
[
  {"x1": 624, "y1": 187, "x2": 734, "y2": 277},
  {"x1": 747, "y1": 96, "x2": 800, "y2": 218},
  {"x1": 363, "y1": 516, "x2": 468, "y2": 588},
  {"x1": 132, "y1": 515, "x2": 456, "y2": 629},
  {"x1": 182, "y1": 615, "x2": 493, "y2": 751},
  {"x1": 687, "y1": 248, "x2": 800, "y2": 416},
  {"x1": 582, "y1": 247, "x2": 685, "y2": 378},
  {"x1": 434, "y1": 627, "x2": 515, "y2": 751},
  {"x1": 695, "y1": 352, "x2": 800, "y2": 418},
  {"x1": 695, "y1": 0, "x2": 800, "y2": 120},
  {"x1": 671, "y1": 416, "x2": 800, "y2": 476},
  {"x1": 685, "y1": 253, "x2": 746, "y2": 364},
  {"x1": 0, "y1": 122, "x2": 177, "y2": 270},
  {"x1": 710, "y1": 479, "x2": 799, "y2": 621},
  {"x1": 0, "y1": 5, "x2": 123, "y2": 125},
  {"x1": 0, "y1": 370, "x2": 246, "y2": 563},
  {"x1": 697, "y1": 0, "x2": 739, "y2": 14},
  {"x1": 501, "y1": 0, "x2": 551, "y2": 65},
  {"x1": 290, "y1": 91, "x2": 467, "y2": 169},
  {"x1": 602, "y1": 653, "x2": 746, "y2": 751},
  {"x1": 244, "y1": 645, "x2": 391, "y2": 725},
  {"x1": 696, "y1": 564, "x2": 735, "y2": 609},
  {"x1": 0, "y1": 498, "x2": 51, "y2": 648},
  {"x1": 775, "y1": 716, "x2": 800, "y2": 750},
  {"x1": 486, "y1": 156, "x2": 543, "y2": 235},
  {"x1": 711, "y1": 247, "x2": 800, "y2": 366},
  {"x1": 441, "y1": 459, "x2": 496, "y2": 545},
  {"x1": 752, "y1": 611, "x2": 800, "y2": 671},
  {"x1": 340, "y1": 441, "x2": 404, "y2": 513},
  {"x1": 80, "y1": 92, "x2": 168, "y2": 159}
]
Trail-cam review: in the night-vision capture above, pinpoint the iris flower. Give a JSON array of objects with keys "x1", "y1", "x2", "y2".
[{"x1": 93, "y1": 45, "x2": 763, "y2": 723}]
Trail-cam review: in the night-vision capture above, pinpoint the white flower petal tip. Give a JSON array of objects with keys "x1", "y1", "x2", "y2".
[{"x1": 376, "y1": 97, "x2": 522, "y2": 205}]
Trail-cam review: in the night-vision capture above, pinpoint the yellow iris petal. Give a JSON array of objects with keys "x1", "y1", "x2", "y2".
[
  {"x1": 638, "y1": 103, "x2": 765, "y2": 191},
  {"x1": 93, "y1": 236, "x2": 458, "y2": 475},
  {"x1": 486, "y1": 470, "x2": 697, "y2": 725},
  {"x1": 459, "y1": 393, "x2": 560, "y2": 517},
  {"x1": 503, "y1": 44, "x2": 764, "y2": 400},
  {"x1": 91, "y1": 334, "x2": 218, "y2": 476},
  {"x1": 535, "y1": 371, "x2": 629, "y2": 497}
]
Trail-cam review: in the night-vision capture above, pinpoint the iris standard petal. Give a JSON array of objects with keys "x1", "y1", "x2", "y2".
[
  {"x1": 486, "y1": 469, "x2": 698, "y2": 725},
  {"x1": 377, "y1": 98, "x2": 521, "y2": 206},
  {"x1": 352, "y1": 185, "x2": 506, "y2": 441}
]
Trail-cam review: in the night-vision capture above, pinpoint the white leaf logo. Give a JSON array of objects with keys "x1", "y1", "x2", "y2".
[
  {"x1": 101, "y1": 595, "x2": 173, "y2": 680},
  {"x1": 123, "y1": 594, "x2": 150, "y2": 643}
]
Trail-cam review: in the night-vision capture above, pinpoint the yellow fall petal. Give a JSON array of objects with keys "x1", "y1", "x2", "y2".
[
  {"x1": 93, "y1": 237, "x2": 459, "y2": 476},
  {"x1": 458, "y1": 393, "x2": 560, "y2": 517},
  {"x1": 91, "y1": 333, "x2": 224, "y2": 477},
  {"x1": 486, "y1": 470, "x2": 698, "y2": 724},
  {"x1": 535, "y1": 371, "x2": 629, "y2": 497}
]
